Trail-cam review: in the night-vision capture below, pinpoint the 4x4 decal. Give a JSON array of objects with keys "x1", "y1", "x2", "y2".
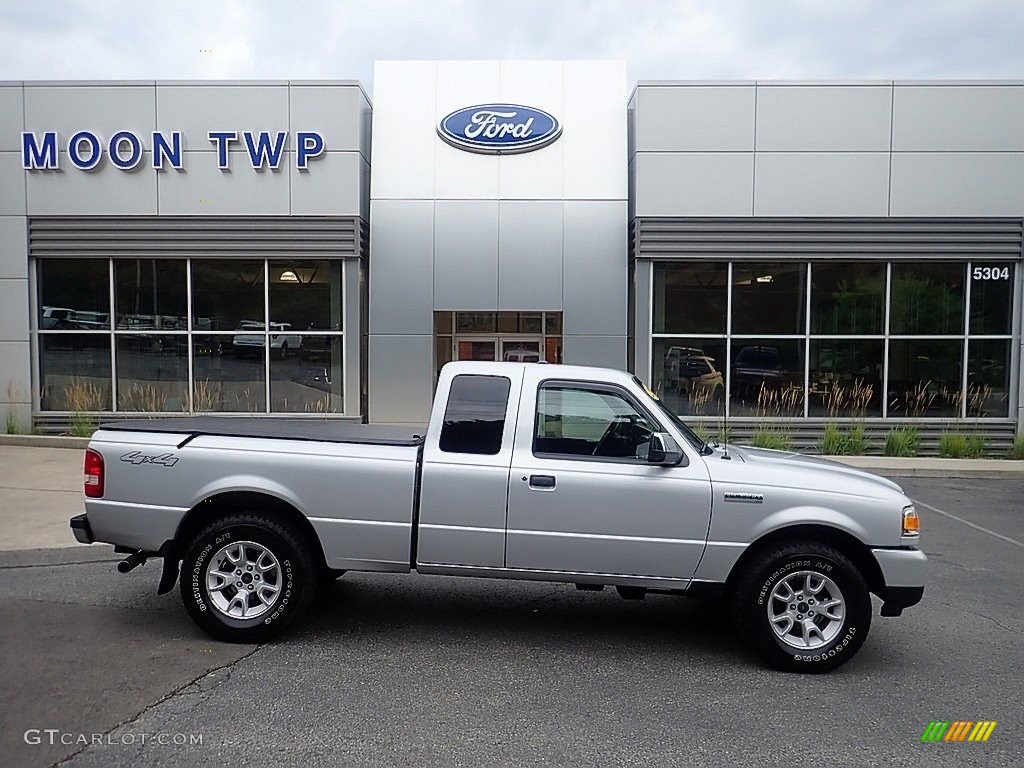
[{"x1": 120, "y1": 451, "x2": 179, "y2": 467}]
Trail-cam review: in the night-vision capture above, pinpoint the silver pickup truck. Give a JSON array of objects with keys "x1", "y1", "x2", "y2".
[{"x1": 70, "y1": 361, "x2": 925, "y2": 673}]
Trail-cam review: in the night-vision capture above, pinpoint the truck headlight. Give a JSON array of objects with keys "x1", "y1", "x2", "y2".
[{"x1": 902, "y1": 505, "x2": 920, "y2": 537}]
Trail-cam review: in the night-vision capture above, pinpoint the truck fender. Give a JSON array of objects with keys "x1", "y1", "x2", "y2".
[
  {"x1": 746, "y1": 505, "x2": 871, "y2": 547},
  {"x1": 188, "y1": 474, "x2": 305, "y2": 515}
]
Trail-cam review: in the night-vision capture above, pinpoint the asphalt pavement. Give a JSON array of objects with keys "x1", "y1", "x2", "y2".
[{"x1": 0, "y1": 476, "x2": 1021, "y2": 767}]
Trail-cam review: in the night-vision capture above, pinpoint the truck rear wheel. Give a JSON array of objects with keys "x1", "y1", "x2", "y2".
[
  {"x1": 732, "y1": 541, "x2": 871, "y2": 673},
  {"x1": 180, "y1": 513, "x2": 316, "y2": 643}
]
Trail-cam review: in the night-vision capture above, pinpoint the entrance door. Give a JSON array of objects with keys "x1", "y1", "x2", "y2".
[
  {"x1": 454, "y1": 337, "x2": 544, "y2": 363},
  {"x1": 500, "y1": 338, "x2": 542, "y2": 363}
]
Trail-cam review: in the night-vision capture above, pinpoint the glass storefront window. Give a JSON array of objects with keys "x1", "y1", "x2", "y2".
[
  {"x1": 730, "y1": 340, "x2": 805, "y2": 417},
  {"x1": 651, "y1": 338, "x2": 726, "y2": 417},
  {"x1": 269, "y1": 260, "x2": 343, "y2": 331},
  {"x1": 191, "y1": 260, "x2": 265, "y2": 332},
  {"x1": 731, "y1": 263, "x2": 806, "y2": 335},
  {"x1": 653, "y1": 262, "x2": 728, "y2": 335},
  {"x1": 39, "y1": 335, "x2": 112, "y2": 411},
  {"x1": 114, "y1": 259, "x2": 187, "y2": 330},
  {"x1": 970, "y1": 262, "x2": 1014, "y2": 335},
  {"x1": 115, "y1": 335, "x2": 188, "y2": 412},
  {"x1": 270, "y1": 337, "x2": 343, "y2": 413},
  {"x1": 191, "y1": 335, "x2": 266, "y2": 412},
  {"x1": 38, "y1": 259, "x2": 110, "y2": 330},
  {"x1": 810, "y1": 262, "x2": 885, "y2": 335},
  {"x1": 890, "y1": 263, "x2": 964, "y2": 335},
  {"x1": 887, "y1": 340, "x2": 964, "y2": 417},
  {"x1": 967, "y1": 339, "x2": 1011, "y2": 418},
  {"x1": 808, "y1": 340, "x2": 883, "y2": 417}
]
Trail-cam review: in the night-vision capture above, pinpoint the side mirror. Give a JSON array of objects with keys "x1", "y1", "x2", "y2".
[{"x1": 646, "y1": 432, "x2": 684, "y2": 466}]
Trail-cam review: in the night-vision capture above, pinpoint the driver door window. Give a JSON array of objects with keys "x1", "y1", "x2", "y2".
[{"x1": 534, "y1": 385, "x2": 657, "y2": 460}]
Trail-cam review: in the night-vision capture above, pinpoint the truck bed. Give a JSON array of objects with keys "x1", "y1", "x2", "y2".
[{"x1": 98, "y1": 417, "x2": 425, "y2": 447}]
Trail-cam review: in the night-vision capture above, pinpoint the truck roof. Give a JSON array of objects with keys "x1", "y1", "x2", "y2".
[{"x1": 440, "y1": 360, "x2": 634, "y2": 384}]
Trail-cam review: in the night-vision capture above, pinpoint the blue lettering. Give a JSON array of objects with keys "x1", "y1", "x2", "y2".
[
  {"x1": 153, "y1": 131, "x2": 183, "y2": 170},
  {"x1": 295, "y1": 131, "x2": 324, "y2": 170},
  {"x1": 22, "y1": 132, "x2": 59, "y2": 169},
  {"x1": 243, "y1": 131, "x2": 287, "y2": 170},
  {"x1": 108, "y1": 131, "x2": 143, "y2": 170},
  {"x1": 207, "y1": 130, "x2": 237, "y2": 169},
  {"x1": 68, "y1": 131, "x2": 102, "y2": 170}
]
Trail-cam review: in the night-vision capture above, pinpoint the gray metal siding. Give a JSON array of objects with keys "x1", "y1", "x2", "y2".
[
  {"x1": 28, "y1": 216, "x2": 366, "y2": 258},
  {"x1": 632, "y1": 218, "x2": 1024, "y2": 260}
]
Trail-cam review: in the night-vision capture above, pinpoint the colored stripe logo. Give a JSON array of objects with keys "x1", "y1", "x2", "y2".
[{"x1": 921, "y1": 721, "x2": 997, "y2": 742}]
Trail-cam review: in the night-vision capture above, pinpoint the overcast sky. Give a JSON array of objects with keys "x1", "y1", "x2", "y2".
[{"x1": 2, "y1": 0, "x2": 1022, "y2": 94}]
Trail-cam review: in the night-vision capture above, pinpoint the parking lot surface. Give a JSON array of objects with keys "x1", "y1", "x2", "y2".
[{"x1": 1, "y1": 476, "x2": 1021, "y2": 767}]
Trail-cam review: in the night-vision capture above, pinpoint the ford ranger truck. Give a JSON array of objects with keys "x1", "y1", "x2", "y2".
[{"x1": 70, "y1": 361, "x2": 925, "y2": 673}]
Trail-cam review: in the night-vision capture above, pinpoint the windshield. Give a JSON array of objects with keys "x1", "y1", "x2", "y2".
[{"x1": 631, "y1": 376, "x2": 709, "y2": 453}]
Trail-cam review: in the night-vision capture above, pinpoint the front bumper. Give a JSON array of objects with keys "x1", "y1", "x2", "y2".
[
  {"x1": 70, "y1": 513, "x2": 95, "y2": 544},
  {"x1": 872, "y1": 546, "x2": 927, "y2": 616}
]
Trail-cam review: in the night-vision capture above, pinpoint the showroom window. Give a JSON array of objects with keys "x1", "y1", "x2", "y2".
[
  {"x1": 650, "y1": 261, "x2": 1016, "y2": 419},
  {"x1": 35, "y1": 258, "x2": 345, "y2": 414}
]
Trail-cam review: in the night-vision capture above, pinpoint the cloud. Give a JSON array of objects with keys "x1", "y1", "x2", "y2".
[{"x1": 0, "y1": 0, "x2": 1022, "y2": 93}]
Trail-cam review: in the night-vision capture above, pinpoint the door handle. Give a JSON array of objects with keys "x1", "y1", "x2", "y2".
[{"x1": 528, "y1": 474, "x2": 556, "y2": 490}]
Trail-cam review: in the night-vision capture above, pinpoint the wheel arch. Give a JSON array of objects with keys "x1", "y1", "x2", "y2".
[
  {"x1": 157, "y1": 490, "x2": 327, "y2": 594},
  {"x1": 723, "y1": 523, "x2": 886, "y2": 599}
]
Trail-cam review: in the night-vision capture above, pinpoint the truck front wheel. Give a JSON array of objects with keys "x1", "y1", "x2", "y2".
[
  {"x1": 180, "y1": 513, "x2": 316, "y2": 643},
  {"x1": 733, "y1": 541, "x2": 871, "y2": 673}
]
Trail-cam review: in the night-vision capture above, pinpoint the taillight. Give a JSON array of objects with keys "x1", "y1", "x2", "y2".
[{"x1": 84, "y1": 449, "x2": 104, "y2": 498}]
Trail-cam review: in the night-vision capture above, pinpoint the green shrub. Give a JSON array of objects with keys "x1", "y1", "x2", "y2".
[
  {"x1": 846, "y1": 424, "x2": 867, "y2": 455},
  {"x1": 751, "y1": 428, "x2": 792, "y2": 451},
  {"x1": 883, "y1": 427, "x2": 919, "y2": 457},
  {"x1": 1011, "y1": 434, "x2": 1024, "y2": 460},
  {"x1": 818, "y1": 423, "x2": 847, "y2": 455},
  {"x1": 69, "y1": 412, "x2": 95, "y2": 438},
  {"x1": 818, "y1": 423, "x2": 868, "y2": 456},
  {"x1": 5, "y1": 409, "x2": 20, "y2": 435},
  {"x1": 691, "y1": 423, "x2": 711, "y2": 444},
  {"x1": 938, "y1": 433, "x2": 986, "y2": 459}
]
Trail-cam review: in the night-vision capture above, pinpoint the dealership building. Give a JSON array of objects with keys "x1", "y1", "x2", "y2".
[{"x1": 1, "y1": 62, "x2": 1022, "y2": 447}]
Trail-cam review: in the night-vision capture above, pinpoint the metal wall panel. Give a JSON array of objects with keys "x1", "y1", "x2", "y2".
[
  {"x1": 563, "y1": 200, "x2": 628, "y2": 335},
  {"x1": 367, "y1": 334, "x2": 434, "y2": 423},
  {"x1": 633, "y1": 152, "x2": 753, "y2": 217},
  {"x1": 289, "y1": 150, "x2": 364, "y2": 216},
  {"x1": 632, "y1": 217, "x2": 1024, "y2": 260},
  {"x1": 755, "y1": 86, "x2": 893, "y2": 151},
  {"x1": 0, "y1": 216, "x2": 27, "y2": 279},
  {"x1": 0, "y1": 153, "x2": 26, "y2": 215},
  {"x1": 497, "y1": 201, "x2": 563, "y2": 310},
  {"x1": 562, "y1": 334, "x2": 628, "y2": 369},
  {"x1": 368, "y1": 200, "x2": 434, "y2": 334},
  {"x1": 890, "y1": 153, "x2": 1024, "y2": 217},
  {"x1": 754, "y1": 152, "x2": 890, "y2": 216},
  {"x1": 562, "y1": 60, "x2": 627, "y2": 199},
  {"x1": 155, "y1": 85, "x2": 289, "y2": 150},
  {"x1": 0, "y1": 278, "x2": 29, "y2": 341},
  {"x1": 370, "y1": 62, "x2": 437, "y2": 200},
  {"x1": 892, "y1": 85, "x2": 1024, "y2": 151},
  {"x1": 0, "y1": 87, "x2": 24, "y2": 152},
  {"x1": 157, "y1": 150, "x2": 288, "y2": 215},
  {"x1": 288, "y1": 85, "x2": 368, "y2": 157},
  {"x1": 433, "y1": 200, "x2": 499, "y2": 310},
  {"x1": 632, "y1": 85, "x2": 756, "y2": 153},
  {"x1": 25, "y1": 85, "x2": 156, "y2": 146},
  {"x1": 0, "y1": 341, "x2": 31, "y2": 410},
  {"x1": 435, "y1": 60, "x2": 502, "y2": 200},
  {"x1": 27, "y1": 156, "x2": 157, "y2": 215}
]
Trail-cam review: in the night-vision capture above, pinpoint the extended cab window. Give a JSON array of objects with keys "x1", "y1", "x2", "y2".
[
  {"x1": 439, "y1": 375, "x2": 511, "y2": 455},
  {"x1": 534, "y1": 384, "x2": 657, "y2": 460}
]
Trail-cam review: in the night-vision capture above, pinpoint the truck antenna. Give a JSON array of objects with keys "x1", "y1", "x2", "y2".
[{"x1": 720, "y1": 400, "x2": 731, "y2": 460}]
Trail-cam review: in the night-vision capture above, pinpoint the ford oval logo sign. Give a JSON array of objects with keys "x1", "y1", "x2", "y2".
[{"x1": 437, "y1": 104, "x2": 562, "y2": 155}]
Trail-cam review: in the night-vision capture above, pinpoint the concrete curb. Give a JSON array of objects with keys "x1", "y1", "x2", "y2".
[
  {"x1": 827, "y1": 455, "x2": 1024, "y2": 479},
  {"x1": 0, "y1": 435, "x2": 90, "y2": 449}
]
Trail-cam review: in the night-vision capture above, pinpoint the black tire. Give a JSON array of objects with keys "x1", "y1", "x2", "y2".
[
  {"x1": 180, "y1": 513, "x2": 317, "y2": 643},
  {"x1": 732, "y1": 541, "x2": 871, "y2": 673}
]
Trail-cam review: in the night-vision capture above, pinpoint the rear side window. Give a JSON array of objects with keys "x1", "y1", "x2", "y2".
[{"x1": 439, "y1": 375, "x2": 511, "y2": 455}]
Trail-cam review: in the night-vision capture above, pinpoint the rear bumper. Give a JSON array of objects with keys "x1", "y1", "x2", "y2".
[
  {"x1": 70, "y1": 514, "x2": 94, "y2": 544},
  {"x1": 872, "y1": 546, "x2": 927, "y2": 616}
]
